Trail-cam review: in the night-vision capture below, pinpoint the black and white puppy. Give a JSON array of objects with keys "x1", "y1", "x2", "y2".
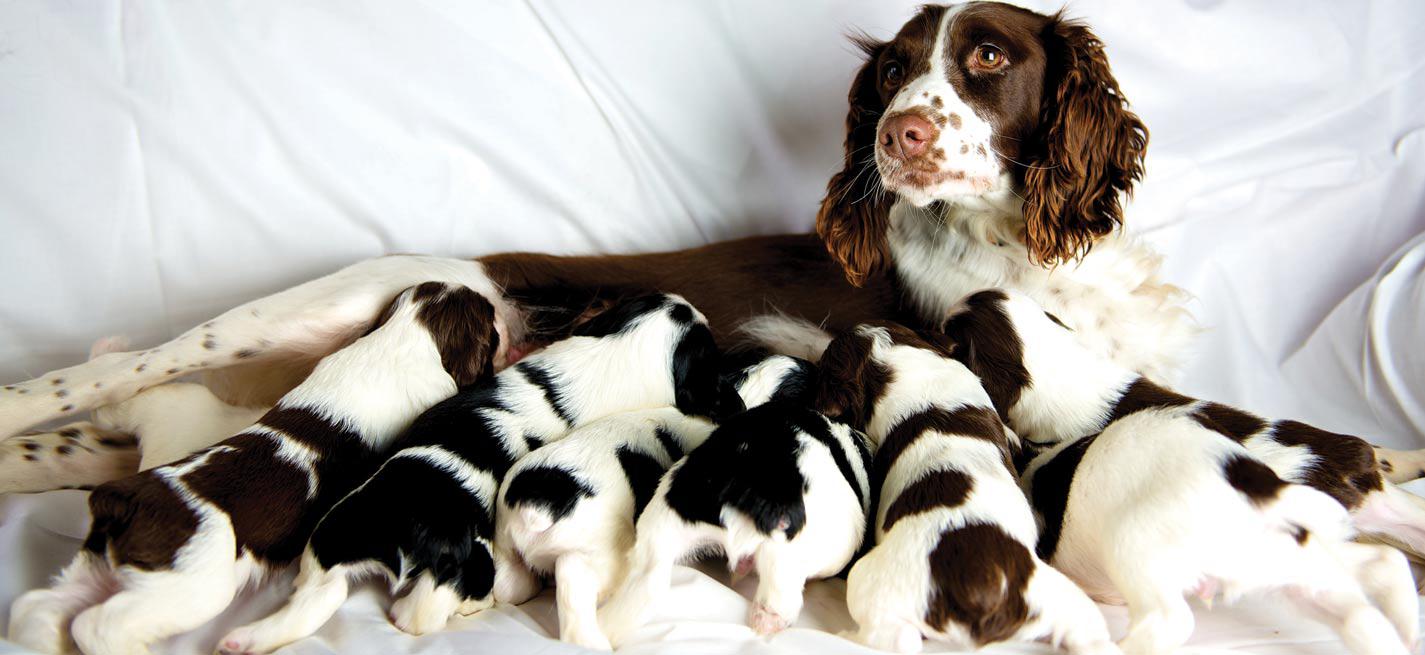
[
  {"x1": 814, "y1": 322, "x2": 1116, "y2": 654},
  {"x1": 599, "y1": 355, "x2": 873, "y2": 643},
  {"x1": 218, "y1": 293, "x2": 728, "y2": 654},
  {"x1": 492, "y1": 353, "x2": 815, "y2": 649},
  {"x1": 8, "y1": 282, "x2": 503, "y2": 655},
  {"x1": 947, "y1": 289, "x2": 1418, "y2": 655}
]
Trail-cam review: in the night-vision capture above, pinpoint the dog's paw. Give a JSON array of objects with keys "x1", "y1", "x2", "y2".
[{"x1": 748, "y1": 603, "x2": 791, "y2": 636}]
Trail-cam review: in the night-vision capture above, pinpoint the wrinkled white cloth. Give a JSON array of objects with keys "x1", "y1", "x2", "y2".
[{"x1": 2, "y1": 1, "x2": 1424, "y2": 653}]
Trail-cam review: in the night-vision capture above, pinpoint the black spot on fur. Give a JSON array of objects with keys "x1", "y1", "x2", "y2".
[
  {"x1": 504, "y1": 465, "x2": 595, "y2": 523},
  {"x1": 135, "y1": 364, "x2": 146, "y2": 373},
  {"x1": 616, "y1": 446, "x2": 667, "y2": 521},
  {"x1": 22, "y1": 442, "x2": 39, "y2": 451},
  {"x1": 55, "y1": 390, "x2": 68, "y2": 398},
  {"x1": 202, "y1": 334, "x2": 217, "y2": 350},
  {"x1": 515, "y1": 362, "x2": 574, "y2": 427},
  {"x1": 1026, "y1": 435, "x2": 1096, "y2": 560},
  {"x1": 56, "y1": 445, "x2": 73, "y2": 456},
  {"x1": 23, "y1": 454, "x2": 37, "y2": 462},
  {"x1": 165, "y1": 368, "x2": 180, "y2": 375},
  {"x1": 61, "y1": 404, "x2": 74, "y2": 412},
  {"x1": 653, "y1": 426, "x2": 685, "y2": 461},
  {"x1": 60, "y1": 428, "x2": 82, "y2": 440},
  {"x1": 672, "y1": 322, "x2": 737, "y2": 420},
  {"x1": 234, "y1": 349, "x2": 260, "y2": 360},
  {"x1": 1222, "y1": 454, "x2": 1287, "y2": 506},
  {"x1": 51, "y1": 378, "x2": 64, "y2": 386}
]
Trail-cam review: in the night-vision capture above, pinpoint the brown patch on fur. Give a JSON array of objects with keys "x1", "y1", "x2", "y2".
[
  {"x1": 1192, "y1": 403, "x2": 1267, "y2": 442},
  {"x1": 182, "y1": 434, "x2": 319, "y2": 563},
  {"x1": 135, "y1": 364, "x2": 147, "y2": 373},
  {"x1": 931, "y1": 96, "x2": 944, "y2": 109},
  {"x1": 874, "y1": 405, "x2": 1008, "y2": 485},
  {"x1": 960, "y1": 144, "x2": 970, "y2": 154},
  {"x1": 882, "y1": 468, "x2": 974, "y2": 532},
  {"x1": 85, "y1": 475, "x2": 200, "y2": 570},
  {"x1": 1107, "y1": 377, "x2": 1193, "y2": 424},
  {"x1": 234, "y1": 348, "x2": 259, "y2": 360},
  {"x1": 942, "y1": 290, "x2": 1030, "y2": 423},
  {"x1": 925, "y1": 523, "x2": 1034, "y2": 645},
  {"x1": 60, "y1": 404, "x2": 74, "y2": 412},
  {"x1": 413, "y1": 283, "x2": 501, "y2": 388},
  {"x1": 55, "y1": 389, "x2": 68, "y2": 398},
  {"x1": 1223, "y1": 454, "x2": 1287, "y2": 506},
  {"x1": 875, "y1": 321, "x2": 957, "y2": 359},
  {"x1": 947, "y1": 113, "x2": 963, "y2": 129},
  {"x1": 1268, "y1": 420, "x2": 1384, "y2": 510},
  {"x1": 816, "y1": 331, "x2": 893, "y2": 430},
  {"x1": 51, "y1": 378, "x2": 64, "y2": 386}
]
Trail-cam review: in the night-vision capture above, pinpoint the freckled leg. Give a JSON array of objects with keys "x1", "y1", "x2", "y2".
[
  {"x1": 0, "y1": 423, "x2": 138, "y2": 494},
  {"x1": 1374, "y1": 447, "x2": 1425, "y2": 485},
  {"x1": 0, "y1": 255, "x2": 512, "y2": 439}
]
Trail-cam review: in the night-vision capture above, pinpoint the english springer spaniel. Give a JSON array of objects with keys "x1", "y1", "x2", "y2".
[
  {"x1": 3, "y1": 2, "x2": 1420, "y2": 543},
  {"x1": 7, "y1": 282, "x2": 503, "y2": 655}
]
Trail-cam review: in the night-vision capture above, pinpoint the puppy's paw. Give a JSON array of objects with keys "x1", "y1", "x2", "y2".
[
  {"x1": 748, "y1": 603, "x2": 790, "y2": 636},
  {"x1": 215, "y1": 628, "x2": 257, "y2": 655}
]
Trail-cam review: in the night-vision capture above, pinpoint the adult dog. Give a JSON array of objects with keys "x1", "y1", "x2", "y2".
[{"x1": 0, "y1": 3, "x2": 1275, "y2": 485}]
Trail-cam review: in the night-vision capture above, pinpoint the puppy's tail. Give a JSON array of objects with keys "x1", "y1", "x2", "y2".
[
  {"x1": 737, "y1": 313, "x2": 833, "y2": 362},
  {"x1": 517, "y1": 506, "x2": 554, "y2": 534}
]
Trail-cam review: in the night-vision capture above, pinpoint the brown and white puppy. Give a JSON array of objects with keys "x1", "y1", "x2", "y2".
[
  {"x1": 816, "y1": 323, "x2": 1117, "y2": 654},
  {"x1": 946, "y1": 289, "x2": 1417, "y2": 655},
  {"x1": 943, "y1": 288, "x2": 1425, "y2": 563},
  {"x1": 7, "y1": 282, "x2": 503, "y2": 655}
]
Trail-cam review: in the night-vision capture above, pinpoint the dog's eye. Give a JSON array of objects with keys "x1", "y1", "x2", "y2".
[
  {"x1": 881, "y1": 60, "x2": 904, "y2": 87},
  {"x1": 971, "y1": 45, "x2": 1007, "y2": 71}
]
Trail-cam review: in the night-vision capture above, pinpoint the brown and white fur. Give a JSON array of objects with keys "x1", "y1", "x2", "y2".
[
  {"x1": 6, "y1": 282, "x2": 504, "y2": 655},
  {"x1": 814, "y1": 323, "x2": 1116, "y2": 654},
  {"x1": 3, "y1": 4, "x2": 1420, "y2": 504},
  {"x1": 947, "y1": 289, "x2": 1417, "y2": 655}
]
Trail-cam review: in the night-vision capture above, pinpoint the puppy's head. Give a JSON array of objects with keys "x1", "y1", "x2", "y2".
[
  {"x1": 573, "y1": 292, "x2": 740, "y2": 420},
  {"x1": 721, "y1": 352, "x2": 819, "y2": 410},
  {"x1": 375, "y1": 282, "x2": 504, "y2": 388},
  {"x1": 818, "y1": 2, "x2": 1147, "y2": 284},
  {"x1": 815, "y1": 321, "x2": 956, "y2": 430},
  {"x1": 941, "y1": 288, "x2": 1077, "y2": 419}
]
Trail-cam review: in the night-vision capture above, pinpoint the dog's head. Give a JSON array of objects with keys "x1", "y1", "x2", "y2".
[
  {"x1": 818, "y1": 2, "x2": 1147, "y2": 284},
  {"x1": 570, "y1": 292, "x2": 741, "y2": 420},
  {"x1": 373, "y1": 281, "x2": 503, "y2": 389},
  {"x1": 815, "y1": 321, "x2": 956, "y2": 431}
]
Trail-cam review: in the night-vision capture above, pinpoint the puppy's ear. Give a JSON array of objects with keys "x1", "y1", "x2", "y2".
[
  {"x1": 1020, "y1": 16, "x2": 1147, "y2": 266},
  {"x1": 814, "y1": 332, "x2": 877, "y2": 429},
  {"x1": 672, "y1": 323, "x2": 731, "y2": 420},
  {"x1": 817, "y1": 36, "x2": 895, "y2": 288},
  {"x1": 417, "y1": 284, "x2": 500, "y2": 388}
]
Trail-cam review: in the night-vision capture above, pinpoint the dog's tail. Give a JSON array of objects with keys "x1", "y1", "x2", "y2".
[{"x1": 738, "y1": 313, "x2": 833, "y2": 362}]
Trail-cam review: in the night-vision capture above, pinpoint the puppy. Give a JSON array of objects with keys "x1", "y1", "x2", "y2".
[
  {"x1": 946, "y1": 289, "x2": 1418, "y2": 655},
  {"x1": 599, "y1": 355, "x2": 873, "y2": 644},
  {"x1": 218, "y1": 292, "x2": 729, "y2": 654},
  {"x1": 8, "y1": 282, "x2": 502, "y2": 655},
  {"x1": 817, "y1": 323, "x2": 1118, "y2": 655},
  {"x1": 494, "y1": 407, "x2": 716, "y2": 649}
]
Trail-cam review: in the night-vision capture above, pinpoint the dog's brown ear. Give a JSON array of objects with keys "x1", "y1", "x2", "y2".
[
  {"x1": 817, "y1": 36, "x2": 895, "y2": 288},
  {"x1": 1020, "y1": 16, "x2": 1147, "y2": 266},
  {"x1": 416, "y1": 284, "x2": 500, "y2": 388},
  {"x1": 815, "y1": 331, "x2": 886, "y2": 429}
]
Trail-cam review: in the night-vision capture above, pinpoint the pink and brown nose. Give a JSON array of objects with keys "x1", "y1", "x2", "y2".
[{"x1": 879, "y1": 114, "x2": 937, "y2": 161}]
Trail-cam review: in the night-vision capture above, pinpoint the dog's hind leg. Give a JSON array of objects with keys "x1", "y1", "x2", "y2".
[
  {"x1": 218, "y1": 552, "x2": 353, "y2": 655},
  {"x1": 0, "y1": 255, "x2": 519, "y2": 439},
  {"x1": 8, "y1": 552, "x2": 115, "y2": 655},
  {"x1": 0, "y1": 423, "x2": 138, "y2": 494},
  {"x1": 1375, "y1": 447, "x2": 1425, "y2": 484}
]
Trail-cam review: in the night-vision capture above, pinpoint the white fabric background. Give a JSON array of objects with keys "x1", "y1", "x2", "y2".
[{"x1": 1, "y1": 1, "x2": 1423, "y2": 653}]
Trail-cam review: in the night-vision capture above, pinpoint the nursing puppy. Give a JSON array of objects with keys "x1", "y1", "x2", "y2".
[
  {"x1": 599, "y1": 355, "x2": 872, "y2": 644},
  {"x1": 493, "y1": 353, "x2": 814, "y2": 649},
  {"x1": 8, "y1": 282, "x2": 502, "y2": 655},
  {"x1": 218, "y1": 293, "x2": 729, "y2": 654},
  {"x1": 814, "y1": 323, "x2": 1116, "y2": 654},
  {"x1": 494, "y1": 408, "x2": 716, "y2": 649},
  {"x1": 947, "y1": 289, "x2": 1418, "y2": 655}
]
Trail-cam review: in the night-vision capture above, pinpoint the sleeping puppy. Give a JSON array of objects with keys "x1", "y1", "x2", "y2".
[
  {"x1": 218, "y1": 292, "x2": 729, "y2": 654},
  {"x1": 946, "y1": 289, "x2": 1417, "y2": 655},
  {"x1": 8, "y1": 282, "x2": 502, "y2": 655},
  {"x1": 599, "y1": 355, "x2": 872, "y2": 644},
  {"x1": 814, "y1": 323, "x2": 1117, "y2": 655},
  {"x1": 493, "y1": 353, "x2": 814, "y2": 649}
]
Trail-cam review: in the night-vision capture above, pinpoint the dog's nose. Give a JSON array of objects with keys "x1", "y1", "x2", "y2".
[{"x1": 879, "y1": 114, "x2": 936, "y2": 160}]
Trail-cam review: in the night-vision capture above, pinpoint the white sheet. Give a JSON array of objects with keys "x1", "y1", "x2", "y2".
[{"x1": 2, "y1": 1, "x2": 1424, "y2": 653}]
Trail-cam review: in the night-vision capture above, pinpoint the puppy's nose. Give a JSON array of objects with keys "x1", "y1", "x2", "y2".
[{"x1": 879, "y1": 114, "x2": 936, "y2": 160}]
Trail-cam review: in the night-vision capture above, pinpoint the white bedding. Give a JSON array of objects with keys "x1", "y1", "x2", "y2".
[{"x1": 2, "y1": 1, "x2": 1423, "y2": 653}]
